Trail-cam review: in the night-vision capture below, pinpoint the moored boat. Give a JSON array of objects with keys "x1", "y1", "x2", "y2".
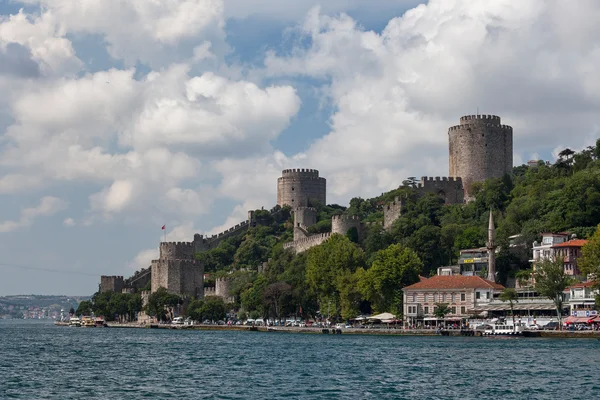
[
  {"x1": 69, "y1": 317, "x2": 81, "y2": 327},
  {"x1": 81, "y1": 316, "x2": 95, "y2": 327},
  {"x1": 482, "y1": 321, "x2": 524, "y2": 336}
]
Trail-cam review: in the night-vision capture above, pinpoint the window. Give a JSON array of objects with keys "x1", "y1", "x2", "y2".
[
  {"x1": 412, "y1": 294, "x2": 416, "y2": 302},
  {"x1": 451, "y1": 306, "x2": 456, "y2": 314},
  {"x1": 291, "y1": 187, "x2": 295, "y2": 191},
  {"x1": 424, "y1": 293, "x2": 428, "y2": 302},
  {"x1": 451, "y1": 293, "x2": 456, "y2": 302},
  {"x1": 461, "y1": 293, "x2": 465, "y2": 301},
  {"x1": 424, "y1": 306, "x2": 429, "y2": 314},
  {"x1": 433, "y1": 294, "x2": 437, "y2": 302},
  {"x1": 442, "y1": 294, "x2": 446, "y2": 302},
  {"x1": 476, "y1": 292, "x2": 481, "y2": 299},
  {"x1": 461, "y1": 306, "x2": 466, "y2": 314},
  {"x1": 486, "y1": 292, "x2": 489, "y2": 299}
]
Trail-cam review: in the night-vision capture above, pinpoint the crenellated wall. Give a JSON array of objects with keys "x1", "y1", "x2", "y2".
[
  {"x1": 277, "y1": 168, "x2": 326, "y2": 207},
  {"x1": 331, "y1": 214, "x2": 362, "y2": 239},
  {"x1": 151, "y1": 243, "x2": 204, "y2": 298},
  {"x1": 100, "y1": 276, "x2": 124, "y2": 293},
  {"x1": 160, "y1": 242, "x2": 195, "y2": 260},
  {"x1": 416, "y1": 176, "x2": 464, "y2": 204},
  {"x1": 284, "y1": 232, "x2": 332, "y2": 253},
  {"x1": 449, "y1": 114, "x2": 513, "y2": 197},
  {"x1": 194, "y1": 220, "x2": 251, "y2": 252}
]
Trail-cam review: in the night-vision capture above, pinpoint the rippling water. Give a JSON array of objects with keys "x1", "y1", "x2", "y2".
[{"x1": 1, "y1": 320, "x2": 599, "y2": 399}]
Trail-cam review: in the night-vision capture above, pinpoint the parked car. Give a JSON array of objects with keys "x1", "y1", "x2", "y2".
[{"x1": 542, "y1": 321, "x2": 559, "y2": 330}]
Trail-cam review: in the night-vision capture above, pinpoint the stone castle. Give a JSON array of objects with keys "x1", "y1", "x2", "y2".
[{"x1": 100, "y1": 114, "x2": 514, "y2": 296}]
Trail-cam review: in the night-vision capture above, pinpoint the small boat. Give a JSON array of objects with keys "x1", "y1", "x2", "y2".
[
  {"x1": 94, "y1": 317, "x2": 107, "y2": 327},
  {"x1": 81, "y1": 316, "x2": 95, "y2": 327},
  {"x1": 482, "y1": 321, "x2": 524, "y2": 336},
  {"x1": 69, "y1": 317, "x2": 81, "y2": 327}
]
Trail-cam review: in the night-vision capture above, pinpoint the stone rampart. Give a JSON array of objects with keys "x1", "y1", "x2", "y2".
[
  {"x1": 277, "y1": 168, "x2": 326, "y2": 207},
  {"x1": 160, "y1": 242, "x2": 194, "y2": 260},
  {"x1": 124, "y1": 267, "x2": 151, "y2": 290},
  {"x1": 151, "y1": 259, "x2": 204, "y2": 298},
  {"x1": 294, "y1": 207, "x2": 317, "y2": 229},
  {"x1": 283, "y1": 232, "x2": 332, "y2": 253},
  {"x1": 331, "y1": 215, "x2": 362, "y2": 238},
  {"x1": 194, "y1": 220, "x2": 250, "y2": 252},
  {"x1": 384, "y1": 197, "x2": 404, "y2": 230},
  {"x1": 100, "y1": 276, "x2": 124, "y2": 293},
  {"x1": 449, "y1": 114, "x2": 513, "y2": 197},
  {"x1": 416, "y1": 176, "x2": 464, "y2": 204}
]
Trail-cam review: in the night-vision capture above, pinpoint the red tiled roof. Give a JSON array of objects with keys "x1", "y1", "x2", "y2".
[
  {"x1": 566, "y1": 281, "x2": 597, "y2": 290},
  {"x1": 552, "y1": 239, "x2": 588, "y2": 248},
  {"x1": 403, "y1": 275, "x2": 504, "y2": 291}
]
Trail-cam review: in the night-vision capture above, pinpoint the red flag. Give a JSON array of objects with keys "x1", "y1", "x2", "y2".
[{"x1": 161, "y1": 225, "x2": 165, "y2": 230}]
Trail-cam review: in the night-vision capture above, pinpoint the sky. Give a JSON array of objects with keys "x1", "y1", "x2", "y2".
[{"x1": 0, "y1": 0, "x2": 599, "y2": 296}]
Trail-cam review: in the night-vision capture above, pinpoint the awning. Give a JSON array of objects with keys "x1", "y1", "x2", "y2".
[
  {"x1": 369, "y1": 312, "x2": 396, "y2": 320},
  {"x1": 424, "y1": 317, "x2": 439, "y2": 321},
  {"x1": 564, "y1": 316, "x2": 592, "y2": 324}
]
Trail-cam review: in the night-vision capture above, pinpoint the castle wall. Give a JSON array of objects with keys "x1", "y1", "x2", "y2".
[
  {"x1": 194, "y1": 220, "x2": 250, "y2": 252},
  {"x1": 151, "y1": 257, "x2": 204, "y2": 298},
  {"x1": 416, "y1": 176, "x2": 464, "y2": 204},
  {"x1": 294, "y1": 207, "x2": 317, "y2": 228},
  {"x1": 100, "y1": 276, "x2": 124, "y2": 293},
  {"x1": 215, "y1": 278, "x2": 234, "y2": 303},
  {"x1": 331, "y1": 215, "x2": 362, "y2": 239},
  {"x1": 384, "y1": 197, "x2": 404, "y2": 230},
  {"x1": 284, "y1": 232, "x2": 332, "y2": 253},
  {"x1": 277, "y1": 169, "x2": 326, "y2": 207},
  {"x1": 124, "y1": 267, "x2": 151, "y2": 290},
  {"x1": 448, "y1": 114, "x2": 513, "y2": 196}
]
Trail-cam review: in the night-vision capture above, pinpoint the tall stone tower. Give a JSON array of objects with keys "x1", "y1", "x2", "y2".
[
  {"x1": 277, "y1": 169, "x2": 326, "y2": 208},
  {"x1": 448, "y1": 115, "x2": 513, "y2": 197},
  {"x1": 486, "y1": 210, "x2": 497, "y2": 283},
  {"x1": 151, "y1": 242, "x2": 204, "y2": 298}
]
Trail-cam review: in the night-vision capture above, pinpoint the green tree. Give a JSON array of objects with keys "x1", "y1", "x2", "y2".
[
  {"x1": 581, "y1": 224, "x2": 600, "y2": 280},
  {"x1": 433, "y1": 303, "x2": 451, "y2": 323},
  {"x1": 534, "y1": 258, "x2": 572, "y2": 329},
  {"x1": 499, "y1": 288, "x2": 519, "y2": 330},
  {"x1": 306, "y1": 234, "x2": 365, "y2": 305},
  {"x1": 200, "y1": 296, "x2": 227, "y2": 322},
  {"x1": 76, "y1": 300, "x2": 92, "y2": 316},
  {"x1": 145, "y1": 287, "x2": 181, "y2": 322},
  {"x1": 358, "y1": 244, "x2": 422, "y2": 314},
  {"x1": 263, "y1": 281, "x2": 292, "y2": 321}
]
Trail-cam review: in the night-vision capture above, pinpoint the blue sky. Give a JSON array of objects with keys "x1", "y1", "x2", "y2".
[{"x1": 0, "y1": 0, "x2": 598, "y2": 295}]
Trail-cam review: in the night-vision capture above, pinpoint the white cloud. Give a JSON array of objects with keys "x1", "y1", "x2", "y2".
[
  {"x1": 129, "y1": 248, "x2": 158, "y2": 271},
  {"x1": 18, "y1": 0, "x2": 226, "y2": 66},
  {"x1": 263, "y1": 1, "x2": 600, "y2": 200},
  {"x1": 63, "y1": 217, "x2": 75, "y2": 227},
  {"x1": 0, "y1": 10, "x2": 82, "y2": 76},
  {"x1": 0, "y1": 196, "x2": 67, "y2": 232}
]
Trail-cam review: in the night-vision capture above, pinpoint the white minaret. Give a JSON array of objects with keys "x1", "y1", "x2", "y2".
[{"x1": 486, "y1": 209, "x2": 497, "y2": 282}]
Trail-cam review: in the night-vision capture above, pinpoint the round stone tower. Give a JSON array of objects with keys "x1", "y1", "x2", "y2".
[
  {"x1": 331, "y1": 215, "x2": 361, "y2": 236},
  {"x1": 448, "y1": 115, "x2": 513, "y2": 196},
  {"x1": 277, "y1": 169, "x2": 326, "y2": 207}
]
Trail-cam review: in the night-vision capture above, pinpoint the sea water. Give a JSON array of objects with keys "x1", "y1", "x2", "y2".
[{"x1": 1, "y1": 319, "x2": 599, "y2": 399}]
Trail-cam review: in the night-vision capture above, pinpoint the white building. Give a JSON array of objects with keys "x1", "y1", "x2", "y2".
[{"x1": 530, "y1": 232, "x2": 570, "y2": 264}]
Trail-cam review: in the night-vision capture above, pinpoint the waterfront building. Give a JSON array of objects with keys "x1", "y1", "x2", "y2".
[
  {"x1": 551, "y1": 239, "x2": 587, "y2": 277},
  {"x1": 530, "y1": 232, "x2": 570, "y2": 264},
  {"x1": 402, "y1": 275, "x2": 504, "y2": 327},
  {"x1": 564, "y1": 281, "x2": 599, "y2": 317}
]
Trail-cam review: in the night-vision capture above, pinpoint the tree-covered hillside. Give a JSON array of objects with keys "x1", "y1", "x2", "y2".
[{"x1": 197, "y1": 142, "x2": 600, "y2": 321}]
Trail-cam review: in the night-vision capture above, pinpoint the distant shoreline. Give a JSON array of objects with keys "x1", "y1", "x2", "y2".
[{"x1": 91, "y1": 323, "x2": 600, "y2": 339}]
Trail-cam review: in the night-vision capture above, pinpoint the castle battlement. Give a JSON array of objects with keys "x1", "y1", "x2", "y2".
[
  {"x1": 460, "y1": 114, "x2": 501, "y2": 124},
  {"x1": 284, "y1": 232, "x2": 332, "y2": 252},
  {"x1": 281, "y1": 168, "x2": 320, "y2": 177},
  {"x1": 152, "y1": 258, "x2": 200, "y2": 264},
  {"x1": 160, "y1": 242, "x2": 195, "y2": 260},
  {"x1": 448, "y1": 123, "x2": 512, "y2": 132},
  {"x1": 418, "y1": 176, "x2": 462, "y2": 186},
  {"x1": 331, "y1": 214, "x2": 360, "y2": 221}
]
